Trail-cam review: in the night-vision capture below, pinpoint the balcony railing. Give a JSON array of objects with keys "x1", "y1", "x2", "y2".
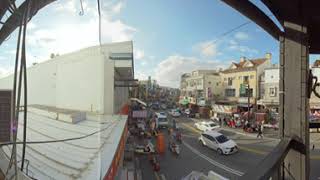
[{"x1": 239, "y1": 136, "x2": 306, "y2": 180}]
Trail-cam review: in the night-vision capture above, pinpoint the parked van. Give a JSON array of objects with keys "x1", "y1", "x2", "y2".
[{"x1": 155, "y1": 112, "x2": 169, "y2": 128}]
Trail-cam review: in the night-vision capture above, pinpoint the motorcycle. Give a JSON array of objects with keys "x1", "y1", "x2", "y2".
[{"x1": 175, "y1": 132, "x2": 182, "y2": 143}]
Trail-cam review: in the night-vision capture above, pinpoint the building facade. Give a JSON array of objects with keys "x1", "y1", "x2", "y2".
[
  {"x1": 257, "y1": 64, "x2": 280, "y2": 109},
  {"x1": 0, "y1": 42, "x2": 134, "y2": 115},
  {"x1": 180, "y1": 70, "x2": 223, "y2": 105},
  {"x1": 220, "y1": 53, "x2": 272, "y2": 106}
]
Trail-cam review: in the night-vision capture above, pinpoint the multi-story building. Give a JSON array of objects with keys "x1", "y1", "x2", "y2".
[
  {"x1": 180, "y1": 70, "x2": 223, "y2": 106},
  {"x1": 220, "y1": 53, "x2": 272, "y2": 107},
  {"x1": 180, "y1": 73, "x2": 191, "y2": 97},
  {"x1": 257, "y1": 64, "x2": 280, "y2": 110}
]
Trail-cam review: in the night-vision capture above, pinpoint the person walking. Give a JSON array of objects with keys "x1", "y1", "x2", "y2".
[{"x1": 257, "y1": 124, "x2": 263, "y2": 139}]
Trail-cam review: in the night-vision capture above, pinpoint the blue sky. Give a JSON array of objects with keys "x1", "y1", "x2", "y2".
[{"x1": 0, "y1": 0, "x2": 319, "y2": 87}]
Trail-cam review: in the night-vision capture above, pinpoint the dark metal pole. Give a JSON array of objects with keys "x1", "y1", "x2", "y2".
[{"x1": 247, "y1": 83, "x2": 250, "y2": 122}]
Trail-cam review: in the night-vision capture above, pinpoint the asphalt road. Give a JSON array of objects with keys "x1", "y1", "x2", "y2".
[{"x1": 138, "y1": 114, "x2": 320, "y2": 180}]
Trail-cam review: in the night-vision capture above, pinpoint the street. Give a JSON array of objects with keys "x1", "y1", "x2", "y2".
[{"x1": 138, "y1": 115, "x2": 320, "y2": 180}]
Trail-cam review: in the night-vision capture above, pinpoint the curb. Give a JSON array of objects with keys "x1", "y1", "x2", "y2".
[{"x1": 219, "y1": 127, "x2": 278, "y2": 141}]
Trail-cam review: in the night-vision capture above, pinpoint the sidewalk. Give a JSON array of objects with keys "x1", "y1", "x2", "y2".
[
  {"x1": 189, "y1": 118, "x2": 279, "y2": 140},
  {"x1": 219, "y1": 125, "x2": 279, "y2": 140}
]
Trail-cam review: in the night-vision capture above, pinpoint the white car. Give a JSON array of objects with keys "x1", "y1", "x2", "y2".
[
  {"x1": 170, "y1": 109, "x2": 181, "y2": 117},
  {"x1": 195, "y1": 121, "x2": 220, "y2": 132},
  {"x1": 198, "y1": 131, "x2": 238, "y2": 155},
  {"x1": 184, "y1": 109, "x2": 191, "y2": 115}
]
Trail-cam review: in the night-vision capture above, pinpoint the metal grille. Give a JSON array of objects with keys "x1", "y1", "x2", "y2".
[{"x1": 0, "y1": 90, "x2": 12, "y2": 142}]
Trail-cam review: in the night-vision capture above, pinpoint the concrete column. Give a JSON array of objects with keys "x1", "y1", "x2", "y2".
[{"x1": 280, "y1": 20, "x2": 309, "y2": 180}]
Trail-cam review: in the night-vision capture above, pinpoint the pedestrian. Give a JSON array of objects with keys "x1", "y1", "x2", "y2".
[
  {"x1": 257, "y1": 125, "x2": 263, "y2": 139},
  {"x1": 172, "y1": 118, "x2": 177, "y2": 130},
  {"x1": 219, "y1": 117, "x2": 222, "y2": 127}
]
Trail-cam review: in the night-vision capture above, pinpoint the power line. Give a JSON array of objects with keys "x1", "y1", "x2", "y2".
[
  {"x1": 201, "y1": 14, "x2": 274, "y2": 52},
  {"x1": 201, "y1": 21, "x2": 251, "y2": 52}
]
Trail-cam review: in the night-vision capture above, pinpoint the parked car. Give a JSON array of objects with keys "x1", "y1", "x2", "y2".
[
  {"x1": 195, "y1": 121, "x2": 220, "y2": 132},
  {"x1": 198, "y1": 131, "x2": 238, "y2": 155},
  {"x1": 184, "y1": 109, "x2": 191, "y2": 115},
  {"x1": 160, "y1": 104, "x2": 167, "y2": 110},
  {"x1": 170, "y1": 109, "x2": 181, "y2": 117}
]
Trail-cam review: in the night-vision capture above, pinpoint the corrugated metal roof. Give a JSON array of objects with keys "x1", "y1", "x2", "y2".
[{"x1": 0, "y1": 111, "x2": 127, "y2": 180}]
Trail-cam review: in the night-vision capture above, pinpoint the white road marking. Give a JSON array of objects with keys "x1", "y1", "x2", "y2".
[{"x1": 183, "y1": 141, "x2": 244, "y2": 177}]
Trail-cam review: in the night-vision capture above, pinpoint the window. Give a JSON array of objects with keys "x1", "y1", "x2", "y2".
[
  {"x1": 216, "y1": 82, "x2": 219, "y2": 86},
  {"x1": 240, "y1": 88, "x2": 253, "y2": 97},
  {"x1": 224, "y1": 78, "x2": 227, "y2": 81},
  {"x1": 208, "y1": 81, "x2": 211, "y2": 85},
  {"x1": 225, "y1": 89, "x2": 236, "y2": 97},
  {"x1": 205, "y1": 134, "x2": 216, "y2": 142},
  {"x1": 271, "y1": 75, "x2": 274, "y2": 79},
  {"x1": 243, "y1": 76, "x2": 249, "y2": 84},
  {"x1": 228, "y1": 77, "x2": 233, "y2": 86},
  {"x1": 215, "y1": 135, "x2": 229, "y2": 143},
  {"x1": 270, "y1": 87, "x2": 277, "y2": 97}
]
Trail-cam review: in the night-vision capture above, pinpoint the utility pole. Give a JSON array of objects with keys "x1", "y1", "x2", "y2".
[{"x1": 247, "y1": 83, "x2": 250, "y2": 122}]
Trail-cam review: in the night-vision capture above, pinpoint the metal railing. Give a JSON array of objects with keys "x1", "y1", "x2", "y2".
[{"x1": 239, "y1": 136, "x2": 306, "y2": 180}]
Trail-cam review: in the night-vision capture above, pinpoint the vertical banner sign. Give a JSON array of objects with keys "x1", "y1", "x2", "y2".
[
  {"x1": 207, "y1": 87, "x2": 212, "y2": 98},
  {"x1": 0, "y1": 90, "x2": 12, "y2": 142},
  {"x1": 240, "y1": 84, "x2": 246, "y2": 95}
]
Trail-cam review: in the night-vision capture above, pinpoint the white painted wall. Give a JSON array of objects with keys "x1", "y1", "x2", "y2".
[
  {"x1": 0, "y1": 41, "x2": 133, "y2": 115},
  {"x1": 265, "y1": 68, "x2": 280, "y2": 83}
]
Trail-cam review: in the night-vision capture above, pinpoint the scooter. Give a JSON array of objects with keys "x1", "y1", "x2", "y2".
[{"x1": 135, "y1": 142, "x2": 155, "y2": 154}]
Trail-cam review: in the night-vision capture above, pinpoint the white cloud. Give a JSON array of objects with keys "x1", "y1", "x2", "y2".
[
  {"x1": 228, "y1": 40, "x2": 258, "y2": 55},
  {"x1": 154, "y1": 55, "x2": 227, "y2": 88},
  {"x1": 27, "y1": 4, "x2": 136, "y2": 58},
  {"x1": 134, "y1": 49, "x2": 145, "y2": 60},
  {"x1": 0, "y1": 66, "x2": 13, "y2": 78},
  {"x1": 111, "y1": 1, "x2": 124, "y2": 14},
  {"x1": 28, "y1": 22, "x2": 37, "y2": 30},
  {"x1": 54, "y1": 0, "x2": 77, "y2": 14},
  {"x1": 234, "y1": 32, "x2": 249, "y2": 40},
  {"x1": 194, "y1": 41, "x2": 218, "y2": 57},
  {"x1": 229, "y1": 44, "x2": 258, "y2": 54},
  {"x1": 135, "y1": 71, "x2": 148, "y2": 80}
]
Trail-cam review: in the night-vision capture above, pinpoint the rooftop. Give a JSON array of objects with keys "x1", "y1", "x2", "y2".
[
  {"x1": 222, "y1": 58, "x2": 268, "y2": 74},
  {"x1": 0, "y1": 110, "x2": 127, "y2": 180}
]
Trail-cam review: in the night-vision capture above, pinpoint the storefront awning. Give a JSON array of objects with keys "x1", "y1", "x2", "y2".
[
  {"x1": 130, "y1": 98, "x2": 147, "y2": 107},
  {"x1": 237, "y1": 103, "x2": 253, "y2": 108},
  {"x1": 212, "y1": 104, "x2": 235, "y2": 114},
  {"x1": 179, "y1": 98, "x2": 189, "y2": 105}
]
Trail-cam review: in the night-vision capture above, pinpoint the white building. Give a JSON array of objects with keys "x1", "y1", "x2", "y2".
[
  {"x1": 0, "y1": 41, "x2": 134, "y2": 180},
  {"x1": 180, "y1": 70, "x2": 223, "y2": 105},
  {"x1": 258, "y1": 64, "x2": 280, "y2": 109}
]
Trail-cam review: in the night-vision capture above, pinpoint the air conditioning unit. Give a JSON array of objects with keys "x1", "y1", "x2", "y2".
[{"x1": 0, "y1": 90, "x2": 12, "y2": 143}]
